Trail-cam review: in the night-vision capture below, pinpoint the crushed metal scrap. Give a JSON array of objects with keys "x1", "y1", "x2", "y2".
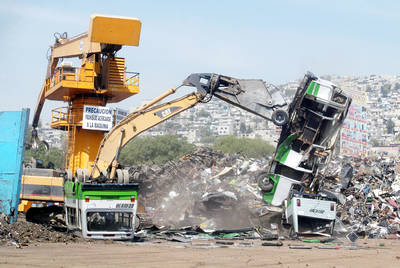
[
  {"x1": 128, "y1": 147, "x2": 400, "y2": 240},
  {"x1": 0, "y1": 214, "x2": 84, "y2": 247},
  {"x1": 3, "y1": 148, "x2": 400, "y2": 246},
  {"x1": 320, "y1": 155, "x2": 400, "y2": 238},
  {"x1": 129, "y1": 147, "x2": 269, "y2": 230}
]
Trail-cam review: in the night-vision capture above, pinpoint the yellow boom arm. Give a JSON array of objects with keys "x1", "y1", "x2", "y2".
[{"x1": 91, "y1": 89, "x2": 205, "y2": 178}]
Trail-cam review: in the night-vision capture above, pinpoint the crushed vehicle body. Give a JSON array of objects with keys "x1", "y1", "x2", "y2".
[{"x1": 258, "y1": 72, "x2": 352, "y2": 235}]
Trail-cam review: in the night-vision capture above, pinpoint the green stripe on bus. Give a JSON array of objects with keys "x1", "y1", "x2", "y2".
[
  {"x1": 274, "y1": 133, "x2": 299, "y2": 163},
  {"x1": 306, "y1": 81, "x2": 315, "y2": 95},
  {"x1": 313, "y1": 83, "x2": 320, "y2": 96},
  {"x1": 64, "y1": 181, "x2": 137, "y2": 200},
  {"x1": 79, "y1": 190, "x2": 138, "y2": 200}
]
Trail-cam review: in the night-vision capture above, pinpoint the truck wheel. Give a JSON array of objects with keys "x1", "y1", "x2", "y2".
[
  {"x1": 257, "y1": 172, "x2": 274, "y2": 192},
  {"x1": 116, "y1": 169, "x2": 124, "y2": 184},
  {"x1": 329, "y1": 220, "x2": 335, "y2": 235},
  {"x1": 122, "y1": 169, "x2": 130, "y2": 184},
  {"x1": 272, "y1": 109, "x2": 289, "y2": 126},
  {"x1": 135, "y1": 215, "x2": 141, "y2": 231},
  {"x1": 289, "y1": 226, "x2": 297, "y2": 239}
]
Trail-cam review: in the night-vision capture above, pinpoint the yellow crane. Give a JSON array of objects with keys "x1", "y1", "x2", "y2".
[
  {"x1": 20, "y1": 14, "x2": 143, "y2": 221},
  {"x1": 31, "y1": 14, "x2": 142, "y2": 177}
]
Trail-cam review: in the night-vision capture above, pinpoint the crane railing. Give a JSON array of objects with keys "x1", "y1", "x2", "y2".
[
  {"x1": 44, "y1": 66, "x2": 95, "y2": 93},
  {"x1": 125, "y1": 72, "x2": 140, "y2": 87}
]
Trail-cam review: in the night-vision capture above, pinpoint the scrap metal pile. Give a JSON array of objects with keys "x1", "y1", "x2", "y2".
[
  {"x1": 320, "y1": 156, "x2": 400, "y2": 238},
  {"x1": 127, "y1": 147, "x2": 400, "y2": 240},
  {"x1": 128, "y1": 147, "x2": 270, "y2": 230},
  {"x1": 0, "y1": 214, "x2": 83, "y2": 247}
]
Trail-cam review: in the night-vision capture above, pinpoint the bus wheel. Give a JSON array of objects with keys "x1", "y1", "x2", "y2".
[
  {"x1": 257, "y1": 172, "x2": 274, "y2": 192},
  {"x1": 272, "y1": 109, "x2": 288, "y2": 126}
]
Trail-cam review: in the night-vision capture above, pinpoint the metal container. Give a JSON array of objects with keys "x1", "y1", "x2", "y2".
[{"x1": 0, "y1": 109, "x2": 30, "y2": 223}]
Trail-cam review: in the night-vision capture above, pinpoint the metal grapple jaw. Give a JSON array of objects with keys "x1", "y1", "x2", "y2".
[
  {"x1": 183, "y1": 73, "x2": 289, "y2": 126},
  {"x1": 30, "y1": 128, "x2": 49, "y2": 152}
]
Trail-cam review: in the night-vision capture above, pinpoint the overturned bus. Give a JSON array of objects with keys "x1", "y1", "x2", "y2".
[{"x1": 258, "y1": 73, "x2": 352, "y2": 235}]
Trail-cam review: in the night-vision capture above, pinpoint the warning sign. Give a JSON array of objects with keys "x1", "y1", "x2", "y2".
[
  {"x1": 115, "y1": 108, "x2": 128, "y2": 125},
  {"x1": 82, "y1": 105, "x2": 113, "y2": 131}
]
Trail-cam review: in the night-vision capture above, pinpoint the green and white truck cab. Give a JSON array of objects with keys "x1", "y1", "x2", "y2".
[{"x1": 64, "y1": 180, "x2": 139, "y2": 240}]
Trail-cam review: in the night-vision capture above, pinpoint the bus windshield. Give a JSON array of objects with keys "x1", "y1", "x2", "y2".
[{"x1": 86, "y1": 211, "x2": 133, "y2": 232}]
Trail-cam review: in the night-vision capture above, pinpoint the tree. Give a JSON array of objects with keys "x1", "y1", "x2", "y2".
[
  {"x1": 213, "y1": 136, "x2": 274, "y2": 158},
  {"x1": 200, "y1": 136, "x2": 216, "y2": 145},
  {"x1": 24, "y1": 125, "x2": 65, "y2": 169},
  {"x1": 24, "y1": 145, "x2": 65, "y2": 169},
  {"x1": 366, "y1": 85, "x2": 372, "y2": 92},
  {"x1": 119, "y1": 135, "x2": 195, "y2": 165}
]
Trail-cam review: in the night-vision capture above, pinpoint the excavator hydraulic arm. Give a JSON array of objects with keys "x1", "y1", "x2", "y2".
[
  {"x1": 91, "y1": 90, "x2": 205, "y2": 178},
  {"x1": 183, "y1": 73, "x2": 289, "y2": 126},
  {"x1": 90, "y1": 73, "x2": 289, "y2": 180}
]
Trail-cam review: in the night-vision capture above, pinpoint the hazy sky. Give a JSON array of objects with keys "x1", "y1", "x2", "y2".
[{"x1": 1, "y1": 0, "x2": 400, "y2": 122}]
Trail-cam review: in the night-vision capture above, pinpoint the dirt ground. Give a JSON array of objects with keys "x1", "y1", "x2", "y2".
[{"x1": 1, "y1": 239, "x2": 400, "y2": 268}]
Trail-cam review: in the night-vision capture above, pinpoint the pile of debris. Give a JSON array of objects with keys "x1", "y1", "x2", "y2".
[
  {"x1": 128, "y1": 147, "x2": 270, "y2": 230},
  {"x1": 321, "y1": 156, "x2": 400, "y2": 238},
  {"x1": 0, "y1": 213, "x2": 83, "y2": 247},
  {"x1": 129, "y1": 147, "x2": 400, "y2": 240}
]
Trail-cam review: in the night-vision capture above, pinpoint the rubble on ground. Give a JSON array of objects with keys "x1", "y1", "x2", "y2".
[
  {"x1": 321, "y1": 155, "x2": 400, "y2": 238},
  {"x1": 3, "y1": 148, "x2": 400, "y2": 245},
  {"x1": 129, "y1": 147, "x2": 400, "y2": 240},
  {"x1": 128, "y1": 147, "x2": 270, "y2": 230},
  {"x1": 0, "y1": 213, "x2": 84, "y2": 247}
]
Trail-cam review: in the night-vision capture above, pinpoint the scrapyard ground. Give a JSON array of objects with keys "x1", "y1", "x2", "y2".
[
  {"x1": 1, "y1": 239, "x2": 400, "y2": 268},
  {"x1": 2, "y1": 148, "x2": 400, "y2": 267},
  {"x1": 1, "y1": 215, "x2": 400, "y2": 268}
]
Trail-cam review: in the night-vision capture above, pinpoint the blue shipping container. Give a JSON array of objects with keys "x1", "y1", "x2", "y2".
[{"x1": 0, "y1": 109, "x2": 29, "y2": 223}]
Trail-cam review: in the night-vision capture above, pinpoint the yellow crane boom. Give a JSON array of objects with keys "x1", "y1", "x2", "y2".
[
  {"x1": 91, "y1": 88, "x2": 205, "y2": 178},
  {"x1": 90, "y1": 73, "x2": 289, "y2": 181}
]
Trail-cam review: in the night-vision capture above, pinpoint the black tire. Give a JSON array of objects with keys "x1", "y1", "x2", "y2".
[
  {"x1": 289, "y1": 226, "x2": 297, "y2": 239},
  {"x1": 257, "y1": 172, "x2": 274, "y2": 192},
  {"x1": 329, "y1": 220, "x2": 335, "y2": 235},
  {"x1": 272, "y1": 109, "x2": 289, "y2": 126}
]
